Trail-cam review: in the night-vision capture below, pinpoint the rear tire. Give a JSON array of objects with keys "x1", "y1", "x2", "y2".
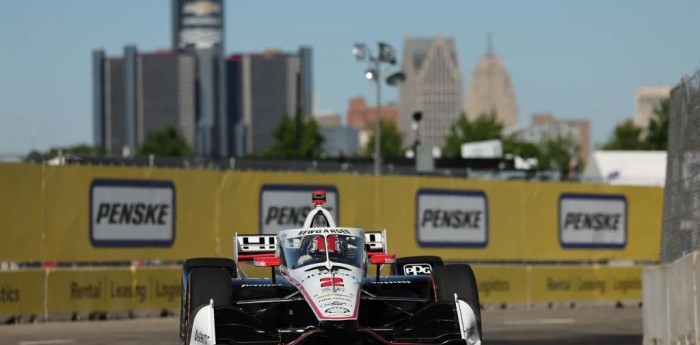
[
  {"x1": 390, "y1": 255, "x2": 444, "y2": 275},
  {"x1": 180, "y1": 258, "x2": 234, "y2": 343},
  {"x1": 432, "y1": 264, "x2": 482, "y2": 338}
]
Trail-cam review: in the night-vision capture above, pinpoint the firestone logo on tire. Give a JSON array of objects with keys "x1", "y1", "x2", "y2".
[{"x1": 259, "y1": 185, "x2": 338, "y2": 234}]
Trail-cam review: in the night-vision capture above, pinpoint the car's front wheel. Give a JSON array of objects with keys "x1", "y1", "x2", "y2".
[
  {"x1": 432, "y1": 264, "x2": 482, "y2": 339},
  {"x1": 180, "y1": 258, "x2": 234, "y2": 343}
]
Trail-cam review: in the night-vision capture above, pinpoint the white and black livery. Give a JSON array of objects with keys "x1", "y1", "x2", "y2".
[{"x1": 181, "y1": 190, "x2": 482, "y2": 345}]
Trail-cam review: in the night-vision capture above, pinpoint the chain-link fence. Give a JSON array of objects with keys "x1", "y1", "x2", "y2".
[
  {"x1": 18, "y1": 154, "x2": 570, "y2": 181},
  {"x1": 661, "y1": 69, "x2": 700, "y2": 263}
]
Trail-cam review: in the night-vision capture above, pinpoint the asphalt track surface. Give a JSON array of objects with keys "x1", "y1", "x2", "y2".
[{"x1": 0, "y1": 307, "x2": 642, "y2": 345}]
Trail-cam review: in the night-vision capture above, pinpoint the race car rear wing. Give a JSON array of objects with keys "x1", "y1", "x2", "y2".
[
  {"x1": 234, "y1": 233, "x2": 277, "y2": 277},
  {"x1": 365, "y1": 230, "x2": 387, "y2": 254}
]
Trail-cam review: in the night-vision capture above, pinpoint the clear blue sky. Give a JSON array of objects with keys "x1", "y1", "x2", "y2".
[{"x1": 1, "y1": 0, "x2": 699, "y2": 155}]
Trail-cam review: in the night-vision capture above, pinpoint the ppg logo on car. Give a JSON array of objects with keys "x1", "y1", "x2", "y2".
[{"x1": 403, "y1": 264, "x2": 432, "y2": 275}]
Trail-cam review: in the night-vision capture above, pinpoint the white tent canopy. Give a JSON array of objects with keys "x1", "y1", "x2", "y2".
[{"x1": 582, "y1": 150, "x2": 666, "y2": 186}]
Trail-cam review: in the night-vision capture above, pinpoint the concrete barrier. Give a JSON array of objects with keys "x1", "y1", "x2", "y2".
[
  {"x1": 643, "y1": 265, "x2": 669, "y2": 344},
  {"x1": 643, "y1": 251, "x2": 699, "y2": 345}
]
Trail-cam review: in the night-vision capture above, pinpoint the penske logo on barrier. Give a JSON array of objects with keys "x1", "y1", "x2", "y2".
[
  {"x1": 259, "y1": 185, "x2": 338, "y2": 234},
  {"x1": 90, "y1": 179, "x2": 176, "y2": 247},
  {"x1": 416, "y1": 189, "x2": 488, "y2": 247},
  {"x1": 559, "y1": 193, "x2": 627, "y2": 248}
]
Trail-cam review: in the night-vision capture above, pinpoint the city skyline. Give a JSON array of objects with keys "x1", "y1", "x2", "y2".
[{"x1": 1, "y1": 0, "x2": 699, "y2": 155}]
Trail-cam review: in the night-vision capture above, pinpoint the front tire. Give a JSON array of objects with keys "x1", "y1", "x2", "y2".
[
  {"x1": 432, "y1": 264, "x2": 482, "y2": 338},
  {"x1": 180, "y1": 258, "x2": 234, "y2": 343}
]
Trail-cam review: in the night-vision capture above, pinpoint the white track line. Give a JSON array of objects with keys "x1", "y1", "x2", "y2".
[
  {"x1": 19, "y1": 339, "x2": 74, "y2": 345},
  {"x1": 504, "y1": 318, "x2": 576, "y2": 326}
]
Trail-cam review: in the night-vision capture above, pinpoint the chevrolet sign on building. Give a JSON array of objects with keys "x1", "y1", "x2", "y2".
[{"x1": 172, "y1": 0, "x2": 224, "y2": 50}]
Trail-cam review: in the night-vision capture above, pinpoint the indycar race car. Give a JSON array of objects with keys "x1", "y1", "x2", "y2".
[{"x1": 180, "y1": 190, "x2": 482, "y2": 345}]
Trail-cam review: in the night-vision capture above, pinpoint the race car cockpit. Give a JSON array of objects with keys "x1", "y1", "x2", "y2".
[{"x1": 280, "y1": 233, "x2": 365, "y2": 269}]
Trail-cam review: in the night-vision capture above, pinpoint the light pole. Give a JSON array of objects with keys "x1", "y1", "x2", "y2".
[{"x1": 353, "y1": 42, "x2": 404, "y2": 175}]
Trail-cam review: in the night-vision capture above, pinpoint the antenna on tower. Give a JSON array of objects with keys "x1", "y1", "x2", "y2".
[{"x1": 486, "y1": 32, "x2": 494, "y2": 56}]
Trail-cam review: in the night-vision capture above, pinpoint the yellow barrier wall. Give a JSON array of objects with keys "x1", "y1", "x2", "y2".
[
  {"x1": 528, "y1": 265, "x2": 643, "y2": 302},
  {"x1": 0, "y1": 265, "x2": 642, "y2": 315},
  {"x1": 44, "y1": 268, "x2": 182, "y2": 314},
  {"x1": 0, "y1": 270, "x2": 44, "y2": 315},
  {"x1": 0, "y1": 163, "x2": 663, "y2": 262}
]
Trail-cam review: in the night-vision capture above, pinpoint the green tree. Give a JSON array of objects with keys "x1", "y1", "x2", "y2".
[
  {"x1": 645, "y1": 98, "x2": 670, "y2": 150},
  {"x1": 442, "y1": 113, "x2": 503, "y2": 158},
  {"x1": 502, "y1": 137, "x2": 540, "y2": 160},
  {"x1": 46, "y1": 143, "x2": 103, "y2": 156},
  {"x1": 362, "y1": 120, "x2": 404, "y2": 159},
  {"x1": 264, "y1": 110, "x2": 324, "y2": 159},
  {"x1": 137, "y1": 125, "x2": 193, "y2": 157},
  {"x1": 25, "y1": 143, "x2": 103, "y2": 162},
  {"x1": 601, "y1": 120, "x2": 647, "y2": 150},
  {"x1": 539, "y1": 135, "x2": 580, "y2": 171}
]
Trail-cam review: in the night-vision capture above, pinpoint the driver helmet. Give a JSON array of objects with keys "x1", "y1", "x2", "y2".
[
  {"x1": 309, "y1": 235, "x2": 326, "y2": 257},
  {"x1": 326, "y1": 235, "x2": 345, "y2": 256},
  {"x1": 308, "y1": 235, "x2": 344, "y2": 256}
]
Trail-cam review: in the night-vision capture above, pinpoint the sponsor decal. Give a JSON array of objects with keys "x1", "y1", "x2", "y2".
[
  {"x1": 297, "y1": 229, "x2": 350, "y2": 236},
  {"x1": 90, "y1": 179, "x2": 176, "y2": 247},
  {"x1": 0, "y1": 285, "x2": 20, "y2": 303},
  {"x1": 194, "y1": 329, "x2": 211, "y2": 343},
  {"x1": 109, "y1": 281, "x2": 147, "y2": 303},
  {"x1": 324, "y1": 307, "x2": 351, "y2": 314},
  {"x1": 371, "y1": 280, "x2": 411, "y2": 285},
  {"x1": 478, "y1": 279, "x2": 511, "y2": 297},
  {"x1": 259, "y1": 185, "x2": 339, "y2": 234},
  {"x1": 613, "y1": 278, "x2": 641, "y2": 294},
  {"x1": 416, "y1": 189, "x2": 488, "y2": 247},
  {"x1": 70, "y1": 281, "x2": 102, "y2": 299},
  {"x1": 403, "y1": 263, "x2": 432, "y2": 275},
  {"x1": 320, "y1": 277, "x2": 344, "y2": 288},
  {"x1": 154, "y1": 280, "x2": 180, "y2": 302},
  {"x1": 542, "y1": 275, "x2": 641, "y2": 296},
  {"x1": 241, "y1": 284, "x2": 282, "y2": 288},
  {"x1": 559, "y1": 194, "x2": 627, "y2": 248}
]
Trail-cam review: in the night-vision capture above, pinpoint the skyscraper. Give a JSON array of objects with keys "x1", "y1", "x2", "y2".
[
  {"x1": 504, "y1": 113, "x2": 590, "y2": 165},
  {"x1": 172, "y1": 0, "x2": 227, "y2": 157},
  {"x1": 399, "y1": 36, "x2": 463, "y2": 149},
  {"x1": 227, "y1": 47, "x2": 313, "y2": 156},
  {"x1": 93, "y1": 47, "x2": 197, "y2": 157},
  {"x1": 635, "y1": 86, "x2": 671, "y2": 129},
  {"x1": 464, "y1": 35, "x2": 517, "y2": 128}
]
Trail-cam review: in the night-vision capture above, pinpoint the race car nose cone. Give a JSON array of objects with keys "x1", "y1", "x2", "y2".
[{"x1": 319, "y1": 320, "x2": 359, "y2": 334}]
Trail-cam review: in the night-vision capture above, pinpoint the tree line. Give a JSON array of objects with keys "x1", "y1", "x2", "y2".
[{"x1": 29, "y1": 99, "x2": 669, "y2": 167}]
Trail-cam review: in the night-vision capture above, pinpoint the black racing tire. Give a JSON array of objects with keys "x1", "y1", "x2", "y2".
[
  {"x1": 184, "y1": 257, "x2": 237, "y2": 278},
  {"x1": 390, "y1": 255, "x2": 444, "y2": 275},
  {"x1": 185, "y1": 267, "x2": 232, "y2": 343},
  {"x1": 432, "y1": 264, "x2": 482, "y2": 338},
  {"x1": 180, "y1": 258, "x2": 235, "y2": 343}
]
